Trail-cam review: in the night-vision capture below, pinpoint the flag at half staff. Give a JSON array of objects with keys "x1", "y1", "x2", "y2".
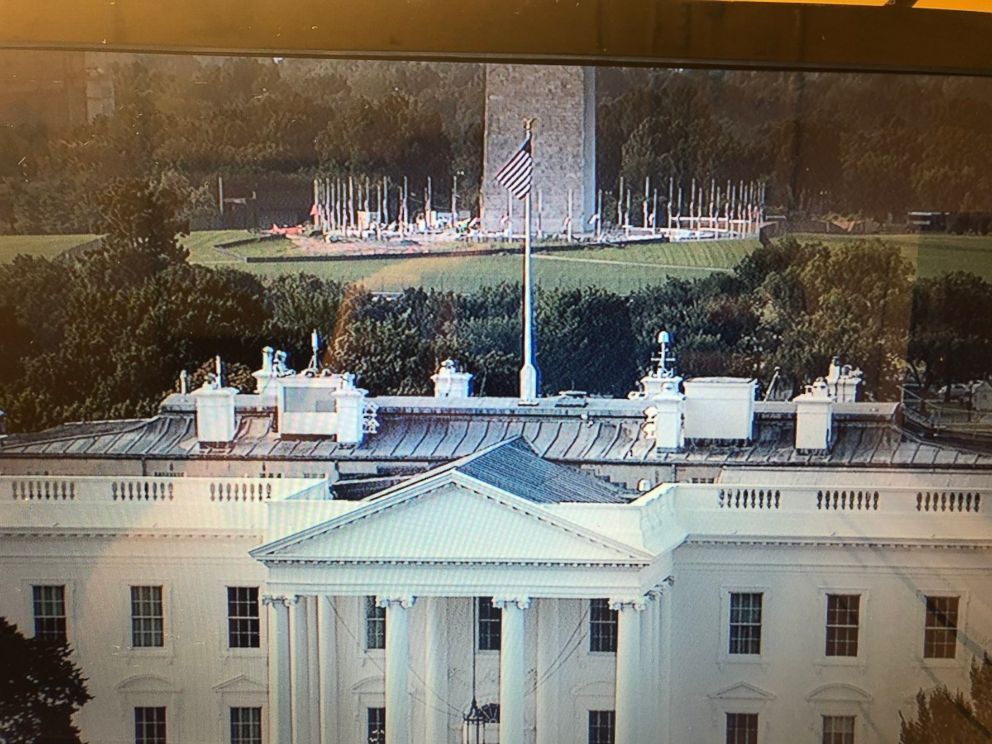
[{"x1": 495, "y1": 131, "x2": 533, "y2": 200}]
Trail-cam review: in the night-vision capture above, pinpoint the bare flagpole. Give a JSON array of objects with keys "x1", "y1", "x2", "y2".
[{"x1": 520, "y1": 118, "x2": 539, "y2": 401}]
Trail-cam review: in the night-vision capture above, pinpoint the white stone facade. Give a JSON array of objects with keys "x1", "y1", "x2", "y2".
[{"x1": 1, "y1": 465, "x2": 989, "y2": 744}]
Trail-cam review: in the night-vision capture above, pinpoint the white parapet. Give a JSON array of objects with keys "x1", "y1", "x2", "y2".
[{"x1": 682, "y1": 377, "x2": 757, "y2": 441}]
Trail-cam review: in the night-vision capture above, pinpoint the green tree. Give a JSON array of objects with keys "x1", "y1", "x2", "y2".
[
  {"x1": 900, "y1": 654, "x2": 992, "y2": 743},
  {"x1": 82, "y1": 178, "x2": 190, "y2": 289},
  {"x1": 537, "y1": 287, "x2": 638, "y2": 397},
  {"x1": 909, "y1": 272, "x2": 992, "y2": 394},
  {"x1": 754, "y1": 238, "x2": 913, "y2": 398},
  {"x1": 0, "y1": 617, "x2": 91, "y2": 744}
]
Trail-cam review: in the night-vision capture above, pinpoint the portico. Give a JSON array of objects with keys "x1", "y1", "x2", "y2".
[{"x1": 250, "y1": 439, "x2": 671, "y2": 744}]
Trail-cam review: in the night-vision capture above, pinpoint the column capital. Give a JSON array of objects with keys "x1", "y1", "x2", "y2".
[
  {"x1": 376, "y1": 595, "x2": 416, "y2": 609},
  {"x1": 261, "y1": 594, "x2": 292, "y2": 607},
  {"x1": 492, "y1": 596, "x2": 531, "y2": 611},
  {"x1": 609, "y1": 596, "x2": 648, "y2": 612},
  {"x1": 648, "y1": 575, "x2": 675, "y2": 600}
]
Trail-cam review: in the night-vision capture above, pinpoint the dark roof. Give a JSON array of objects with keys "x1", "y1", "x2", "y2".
[
  {"x1": 3, "y1": 405, "x2": 992, "y2": 470},
  {"x1": 366, "y1": 437, "x2": 631, "y2": 504}
]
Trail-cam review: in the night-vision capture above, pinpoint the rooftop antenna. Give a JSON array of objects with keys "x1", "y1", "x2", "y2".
[
  {"x1": 652, "y1": 330, "x2": 677, "y2": 378},
  {"x1": 308, "y1": 329, "x2": 321, "y2": 373}
]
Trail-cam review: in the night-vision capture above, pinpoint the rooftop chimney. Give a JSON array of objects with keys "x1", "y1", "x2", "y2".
[
  {"x1": 432, "y1": 359, "x2": 474, "y2": 398},
  {"x1": 192, "y1": 360, "x2": 238, "y2": 445},
  {"x1": 826, "y1": 356, "x2": 862, "y2": 402},
  {"x1": 794, "y1": 377, "x2": 834, "y2": 451},
  {"x1": 253, "y1": 346, "x2": 280, "y2": 407},
  {"x1": 333, "y1": 375, "x2": 370, "y2": 445},
  {"x1": 645, "y1": 379, "x2": 685, "y2": 450}
]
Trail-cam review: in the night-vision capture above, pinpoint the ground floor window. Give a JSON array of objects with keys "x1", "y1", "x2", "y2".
[
  {"x1": 726, "y1": 712, "x2": 758, "y2": 744},
  {"x1": 588, "y1": 710, "x2": 615, "y2": 744},
  {"x1": 368, "y1": 706, "x2": 386, "y2": 744},
  {"x1": 134, "y1": 707, "x2": 166, "y2": 744},
  {"x1": 230, "y1": 706, "x2": 262, "y2": 744},
  {"x1": 822, "y1": 715, "x2": 855, "y2": 744}
]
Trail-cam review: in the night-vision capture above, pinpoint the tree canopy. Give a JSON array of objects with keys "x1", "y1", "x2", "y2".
[
  {"x1": 900, "y1": 654, "x2": 992, "y2": 743},
  {"x1": 0, "y1": 617, "x2": 91, "y2": 744}
]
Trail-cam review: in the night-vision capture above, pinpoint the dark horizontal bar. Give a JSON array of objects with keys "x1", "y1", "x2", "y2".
[{"x1": 1, "y1": 0, "x2": 992, "y2": 76}]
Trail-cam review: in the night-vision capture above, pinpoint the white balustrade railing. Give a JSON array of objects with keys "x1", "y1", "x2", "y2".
[
  {"x1": 635, "y1": 482, "x2": 991, "y2": 549},
  {"x1": 5, "y1": 476, "x2": 328, "y2": 504}
]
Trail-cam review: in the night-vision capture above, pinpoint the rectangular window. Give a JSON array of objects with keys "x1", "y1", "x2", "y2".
[
  {"x1": 32, "y1": 585, "x2": 67, "y2": 643},
  {"x1": 729, "y1": 593, "x2": 762, "y2": 655},
  {"x1": 588, "y1": 710, "x2": 616, "y2": 744},
  {"x1": 131, "y1": 586, "x2": 164, "y2": 648},
  {"x1": 589, "y1": 599, "x2": 618, "y2": 653},
  {"x1": 367, "y1": 706, "x2": 386, "y2": 744},
  {"x1": 822, "y1": 715, "x2": 855, "y2": 744},
  {"x1": 924, "y1": 596, "x2": 959, "y2": 659},
  {"x1": 134, "y1": 707, "x2": 166, "y2": 744},
  {"x1": 726, "y1": 712, "x2": 758, "y2": 744},
  {"x1": 478, "y1": 597, "x2": 501, "y2": 651},
  {"x1": 825, "y1": 594, "x2": 860, "y2": 657},
  {"x1": 230, "y1": 707, "x2": 262, "y2": 744},
  {"x1": 227, "y1": 587, "x2": 260, "y2": 648},
  {"x1": 365, "y1": 596, "x2": 385, "y2": 650}
]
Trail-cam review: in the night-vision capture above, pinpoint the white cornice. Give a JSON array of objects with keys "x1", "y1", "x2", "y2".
[
  {"x1": 684, "y1": 535, "x2": 992, "y2": 550},
  {"x1": 262, "y1": 557, "x2": 648, "y2": 568}
]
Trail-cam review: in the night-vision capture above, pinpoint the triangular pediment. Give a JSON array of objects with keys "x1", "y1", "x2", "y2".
[
  {"x1": 212, "y1": 674, "x2": 267, "y2": 694},
  {"x1": 116, "y1": 675, "x2": 179, "y2": 694},
  {"x1": 806, "y1": 683, "x2": 872, "y2": 704},
  {"x1": 708, "y1": 682, "x2": 776, "y2": 701},
  {"x1": 252, "y1": 473, "x2": 648, "y2": 565}
]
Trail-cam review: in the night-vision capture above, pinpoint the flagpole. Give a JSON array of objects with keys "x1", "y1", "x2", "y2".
[{"x1": 520, "y1": 120, "x2": 538, "y2": 401}]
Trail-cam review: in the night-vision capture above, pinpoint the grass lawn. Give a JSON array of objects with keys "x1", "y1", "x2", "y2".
[
  {"x1": 239, "y1": 252, "x2": 731, "y2": 294},
  {"x1": 791, "y1": 233, "x2": 992, "y2": 280},
  {"x1": 4, "y1": 229, "x2": 991, "y2": 290},
  {"x1": 0, "y1": 234, "x2": 99, "y2": 263}
]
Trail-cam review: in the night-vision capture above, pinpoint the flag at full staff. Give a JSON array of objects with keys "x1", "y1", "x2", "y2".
[{"x1": 495, "y1": 130, "x2": 533, "y2": 200}]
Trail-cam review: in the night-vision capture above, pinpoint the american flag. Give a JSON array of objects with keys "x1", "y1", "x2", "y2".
[{"x1": 495, "y1": 132, "x2": 533, "y2": 200}]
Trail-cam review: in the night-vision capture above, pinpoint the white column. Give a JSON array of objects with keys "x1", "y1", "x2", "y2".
[
  {"x1": 291, "y1": 596, "x2": 311, "y2": 744},
  {"x1": 611, "y1": 597, "x2": 646, "y2": 744},
  {"x1": 657, "y1": 583, "x2": 674, "y2": 744},
  {"x1": 263, "y1": 595, "x2": 292, "y2": 744},
  {"x1": 306, "y1": 597, "x2": 320, "y2": 744},
  {"x1": 535, "y1": 598, "x2": 561, "y2": 744},
  {"x1": 641, "y1": 591, "x2": 662, "y2": 739},
  {"x1": 379, "y1": 596, "x2": 415, "y2": 744},
  {"x1": 494, "y1": 596, "x2": 531, "y2": 744},
  {"x1": 318, "y1": 596, "x2": 338, "y2": 744},
  {"x1": 423, "y1": 597, "x2": 449, "y2": 744}
]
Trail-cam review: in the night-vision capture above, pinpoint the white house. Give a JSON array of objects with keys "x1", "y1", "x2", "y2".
[{"x1": 1, "y1": 347, "x2": 990, "y2": 744}]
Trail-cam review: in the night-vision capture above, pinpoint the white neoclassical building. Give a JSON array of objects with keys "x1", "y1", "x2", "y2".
[{"x1": 1, "y1": 348, "x2": 990, "y2": 744}]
